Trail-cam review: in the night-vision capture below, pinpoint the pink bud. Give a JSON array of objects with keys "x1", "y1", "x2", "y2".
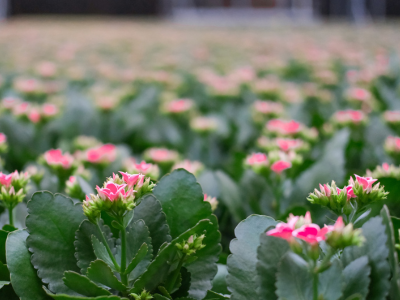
[
  {"x1": 354, "y1": 174, "x2": 378, "y2": 191},
  {"x1": 0, "y1": 172, "x2": 13, "y2": 187},
  {"x1": 382, "y1": 163, "x2": 390, "y2": 171}
]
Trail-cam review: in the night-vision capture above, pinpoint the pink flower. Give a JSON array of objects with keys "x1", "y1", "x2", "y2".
[
  {"x1": 348, "y1": 87, "x2": 371, "y2": 101},
  {"x1": 334, "y1": 110, "x2": 365, "y2": 124},
  {"x1": 44, "y1": 149, "x2": 74, "y2": 169},
  {"x1": 2, "y1": 97, "x2": 19, "y2": 109},
  {"x1": 96, "y1": 182, "x2": 132, "y2": 201},
  {"x1": 69, "y1": 176, "x2": 76, "y2": 183},
  {"x1": 266, "y1": 119, "x2": 302, "y2": 135},
  {"x1": 135, "y1": 161, "x2": 152, "y2": 172},
  {"x1": 0, "y1": 133, "x2": 6, "y2": 144},
  {"x1": 165, "y1": 99, "x2": 193, "y2": 113},
  {"x1": 13, "y1": 102, "x2": 30, "y2": 116},
  {"x1": 270, "y1": 160, "x2": 292, "y2": 173},
  {"x1": 146, "y1": 148, "x2": 178, "y2": 163},
  {"x1": 267, "y1": 222, "x2": 296, "y2": 242},
  {"x1": 86, "y1": 144, "x2": 116, "y2": 164},
  {"x1": 0, "y1": 172, "x2": 13, "y2": 187},
  {"x1": 119, "y1": 171, "x2": 140, "y2": 187},
  {"x1": 382, "y1": 163, "x2": 390, "y2": 171},
  {"x1": 28, "y1": 109, "x2": 41, "y2": 123},
  {"x1": 337, "y1": 186, "x2": 356, "y2": 200},
  {"x1": 246, "y1": 153, "x2": 268, "y2": 165},
  {"x1": 42, "y1": 103, "x2": 58, "y2": 116},
  {"x1": 354, "y1": 174, "x2": 378, "y2": 191},
  {"x1": 276, "y1": 138, "x2": 302, "y2": 152},
  {"x1": 293, "y1": 224, "x2": 332, "y2": 244}
]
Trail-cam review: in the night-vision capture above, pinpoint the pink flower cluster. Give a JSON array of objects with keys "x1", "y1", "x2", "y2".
[
  {"x1": 145, "y1": 148, "x2": 179, "y2": 163},
  {"x1": 86, "y1": 144, "x2": 116, "y2": 164},
  {"x1": 276, "y1": 138, "x2": 303, "y2": 152},
  {"x1": 164, "y1": 99, "x2": 194, "y2": 114},
  {"x1": 333, "y1": 110, "x2": 365, "y2": 125},
  {"x1": 384, "y1": 111, "x2": 400, "y2": 123},
  {"x1": 44, "y1": 149, "x2": 74, "y2": 169},
  {"x1": 246, "y1": 153, "x2": 292, "y2": 174},
  {"x1": 95, "y1": 182, "x2": 134, "y2": 202},
  {"x1": 4, "y1": 99, "x2": 59, "y2": 123},
  {"x1": 385, "y1": 136, "x2": 400, "y2": 153},
  {"x1": 267, "y1": 212, "x2": 343, "y2": 245},
  {"x1": 346, "y1": 87, "x2": 371, "y2": 102},
  {"x1": 266, "y1": 119, "x2": 302, "y2": 135},
  {"x1": 253, "y1": 100, "x2": 284, "y2": 115}
]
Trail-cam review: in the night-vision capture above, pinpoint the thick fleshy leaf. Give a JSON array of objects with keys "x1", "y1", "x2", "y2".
[
  {"x1": 87, "y1": 260, "x2": 126, "y2": 292},
  {"x1": 123, "y1": 220, "x2": 153, "y2": 282},
  {"x1": 211, "y1": 264, "x2": 229, "y2": 295},
  {"x1": 171, "y1": 267, "x2": 191, "y2": 298},
  {"x1": 380, "y1": 205, "x2": 400, "y2": 298},
  {"x1": 63, "y1": 271, "x2": 111, "y2": 297},
  {"x1": 227, "y1": 215, "x2": 277, "y2": 300},
  {"x1": 44, "y1": 287, "x2": 123, "y2": 300},
  {"x1": 75, "y1": 219, "x2": 115, "y2": 274},
  {"x1": 341, "y1": 216, "x2": 390, "y2": 300},
  {"x1": 6, "y1": 229, "x2": 51, "y2": 300},
  {"x1": 92, "y1": 236, "x2": 117, "y2": 272},
  {"x1": 0, "y1": 263, "x2": 9, "y2": 281},
  {"x1": 276, "y1": 252, "x2": 313, "y2": 300},
  {"x1": 26, "y1": 192, "x2": 86, "y2": 295},
  {"x1": 318, "y1": 259, "x2": 343, "y2": 300},
  {"x1": 203, "y1": 290, "x2": 229, "y2": 300},
  {"x1": 341, "y1": 256, "x2": 370, "y2": 300},
  {"x1": 0, "y1": 281, "x2": 9, "y2": 288},
  {"x1": 125, "y1": 243, "x2": 148, "y2": 276},
  {"x1": 256, "y1": 235, "x2": 290, "y2": 300},
  {"x1": 130, "y1": 219, "x2": 211, "y2": 295},
  {"x1": 153, "y1": 170, "x2": 221, "y2": 299},
  {"x1": 0, "y1": 230, "x2": 8, "y2": 263},
  {"x1": 132, "y1": 194, "x2": 171, "y2": 255}
]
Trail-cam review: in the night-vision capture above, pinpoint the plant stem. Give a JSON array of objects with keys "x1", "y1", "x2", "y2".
[
  {"x1": 96, "y1": 222, "x2": 120, "y2": 272},
  {"x1": 313, "y1": 271, "x2": 319, "y2": 300},
  {"x1": 8, "y1": 207, "x2": 14, "y2": 227},
  {"x1": 166, "y1": 254, "x2": 186, "y2": 293},
  {"x1": 120, "y1": 227, "x2": 128, "y2": 286}
]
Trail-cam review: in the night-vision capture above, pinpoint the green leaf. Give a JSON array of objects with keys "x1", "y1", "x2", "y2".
[
  {"x1": 0, "y1": 281, "x2": 9, "y2": 289},
  {"x1": 125, "y1": 243, "x2": 148, "y2": 275},
  {"x1": 92, "y1": 236, "x2": 117, "y2": 272},
  {"x1": 44, "y1": 287, "x2": 123, "y2": 300},
  {"x1": 276, "y1": 252, "x2": 313, "y2": 300},
  {"x1": 87, "y1": 260, "x2": 126, "y2": 292},
  {"x1": 341, "y1": 256, "x2": 370, "y2": 300},
  {"x1": 75, "y1": 219, "x2": 115, "y2": 274},
  {"x1": 0, "y1": 230, "x2": 8, "y2": 264},
  {"x1": 6, "y1": 229, "x2": 52, "y2": 300},
  {"x1": 171, "y1": 267, "x2": 191, "y2": 298},
  {"x1": 318, "y1": 259, "x2": 343, "y2": 300},
  {"x1": 380, "y1": 205, "x2": 400, "y2": 298},
  {"x1": 130, "y1": 219, "x2": 211, "y2": 295},
  {"x1": 256, "y1": 235, "x2": 290, "y2": 300},
  {"x1": 0, "y1": 263, "x2": 9, "y2": 281},
  {"x1": 227, "y1": 215, "x2": 277, "y2": 300},
  {"x1": 203, "y1": 290, "x2": 229, "y2": 300},
  {"x1": 2, "y1": 225, "x2": 17, "y2": 232},
  {"x1": 63, "y1": 271, "x2": 111, "y2": 297},
  {"x1": 211, "y1": 264, "x2": 229, "y2": 295},
  {"x1": 214, "y1": 171, "x2": 247, "y2": 222},
  {"x1": 341, "y1": 216, "x2": 390, "y2": 300},
  {"x1": 26, "y1": 192, "x2": 86, "y2": 295},
  {"x1": 122, "y1": 210, "x2": 134, "y2": 228},
  {"x1": 158, "y1": 286, "x2": 172, "y2": 299},
  {"x1": 132, "y1": 194, "x2": 171, "y2": 254},
  {"x1": 153, "y1": 170, "x2": 221, "y2": 299},
  {"x1": 285, "y1": 129, "x2": 349, "y2": 210},
  {"x1": 116, "y1": 220, "x2": 153, "y2": 282}
]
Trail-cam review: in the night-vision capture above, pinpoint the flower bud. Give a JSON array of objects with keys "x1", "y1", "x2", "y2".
[
  {"x1": 307, "y1": 181, "x2": 350, "y2": 214},
  {"x1": 204, "y1": 194, "x2": 218, "y2": 211},
  {"x1": 130, "y1": 290, "x2": 153, "y2": 300},
  {"x1": 0, "y1": 133, "x2": 8, "y2": 154},
  {"x1": 175, "y1": 234, "x2": 206, "y2": 256},
  {"x1": 0, "y1": 171, "x2": 30, "y2": 209},
  {"x1": 366, "y1": 163, "x2": 400, "y2": 180},
  {"x1": 348, "y1": 175, "x2": 388, "y2": 206},
  {"x1": 325, "y1": 217, "x2": 365, "y2": 249}
]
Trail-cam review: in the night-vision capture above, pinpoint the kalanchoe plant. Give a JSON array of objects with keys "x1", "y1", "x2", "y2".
[
  {"x1": 308, "y1": 174, "x2": 388, "y2": 223},
  {"x1": 225, "y1": 175, "x2": 399, "y2": 300},
  {"x1": 4, "y1": 169, "x2": 221, "y2": 300},
  {"x1": 0, "y1": 170, "x2": 30, "y2": 227}
]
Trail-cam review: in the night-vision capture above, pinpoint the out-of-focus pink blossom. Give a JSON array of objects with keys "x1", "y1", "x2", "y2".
[
  {"x1": 246, "y1": 153, "x2": 268, "y2": 165},
  {"x1": 276, "y1": 138, "x2": 303, "y2": 152},
  {"x1": 44, "y1": 149, "x2": 74, "y2": 169},
  {"x1": 28, "y1": 109, "x2": 41, "y2": 123},
  {"x1": 42, "y1": 103, "x2": 58, "y2": 116},
  {"x1": 164, "y1": 99, "x2": 193, "y2": 113},
  {"x1": 0, "y1": 173, "x2": 13, "y2": 187},
  {"x1": 86, "y1": 144, "x2": 116, "y2": 164},
  {"x1": 0, "y1": 133, "x2": 6, "y2": 144},
  {"x1": 266, "y1": 119, "x2": 302, "y2": 135},
  {"x1": 270, "y1": 160, "x2": 292, "y2": 173}
]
